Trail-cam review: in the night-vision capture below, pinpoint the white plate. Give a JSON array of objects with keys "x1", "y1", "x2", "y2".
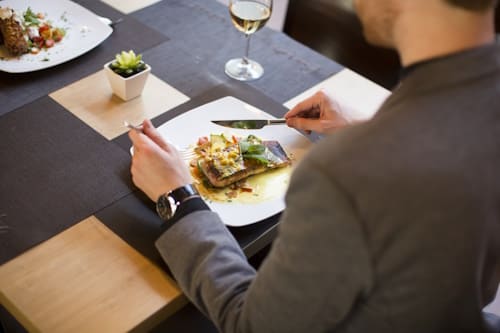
[
  {"x1": 0, "y1": 0, "x2": 112, "y2": 73},
  {"x1": 154, "y1": 96, "x2": 312, "y2": 227}
]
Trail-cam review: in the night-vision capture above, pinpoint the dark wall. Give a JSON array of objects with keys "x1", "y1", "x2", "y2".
[
  {"x1": 284, "y1": 0, "x2": 400, "y2": 90},
  {"x1": 284, "y1": 1, "x2": 500, "y2": 90}
]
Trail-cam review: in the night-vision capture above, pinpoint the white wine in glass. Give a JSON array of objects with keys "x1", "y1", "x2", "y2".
[{"x1": 225, "y1": 0, "x2": 272, "y2": 81}]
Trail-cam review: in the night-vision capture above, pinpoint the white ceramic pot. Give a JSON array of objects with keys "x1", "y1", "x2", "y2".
[{"x1": 104, "y1": 61, "x2": 151, "y2": 101}]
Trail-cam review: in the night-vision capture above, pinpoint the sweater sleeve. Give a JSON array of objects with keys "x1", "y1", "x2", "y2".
[{"x1": 155, "y1": 156, "x2": 373, "y2": 333}]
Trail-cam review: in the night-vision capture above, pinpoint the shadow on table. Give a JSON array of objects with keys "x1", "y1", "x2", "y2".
[
  {"x1": 150, "y1": 302, "x2": 218, "y2": 333},
  {"x1": 0, "y1": 306, "x2": 27, "y2": 333}
]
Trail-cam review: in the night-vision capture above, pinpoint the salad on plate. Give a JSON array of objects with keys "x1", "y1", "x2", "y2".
[{"x1": 0, "y1": 6, "x2": 66, "y2": 57}]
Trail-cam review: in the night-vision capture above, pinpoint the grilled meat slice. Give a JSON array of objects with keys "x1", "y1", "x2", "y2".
[
  {"x1": 0, "y1": 8, "x2": 28, "y2": 56},
  {"x1": 198, "y1": 140, "x2": 291, "y2": 188}
]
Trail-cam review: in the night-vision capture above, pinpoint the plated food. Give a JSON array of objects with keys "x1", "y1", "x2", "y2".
[
  {"x1": 189, "y1": 133, "x2": 292, "y2": 202},
  {"x1": 153, "y1": 96, "x2": 312, "y2": 226},
  {"x1": 0, "y1": 6, "x2": 65, "y2": 57},
  {"x1": 0, "y1": 0, "x2": 113, "y2": 73}
]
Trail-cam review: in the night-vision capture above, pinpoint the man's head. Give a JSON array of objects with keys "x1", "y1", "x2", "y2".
[
  {"x1": 354, "y1": 0, "x2": 497, "y2": 49},
  {"x1": 353, "y1": 0, "x2": 400, "y2": 48}
]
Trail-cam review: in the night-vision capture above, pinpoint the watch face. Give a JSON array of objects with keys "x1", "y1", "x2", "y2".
[
  {"x1": 156, "y1": 194, "x2": 176, "y2": 221},
  {"x1": 155, "y1": 184, "x2": 200, "y2": 221}
]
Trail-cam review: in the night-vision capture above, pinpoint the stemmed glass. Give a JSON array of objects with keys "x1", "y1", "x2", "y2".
[{"x1": 225, "y1": 0, "x2": 273, "y2": 81}]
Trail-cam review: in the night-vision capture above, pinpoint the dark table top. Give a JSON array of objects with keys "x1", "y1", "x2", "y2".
[{"x1": 0, "y1": 0, "x2": 343, "y2": 331}]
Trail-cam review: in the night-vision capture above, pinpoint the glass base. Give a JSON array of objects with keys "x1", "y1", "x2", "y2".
[{"x1": 225, "y1": 58, "x2": 264, "y2": 81}]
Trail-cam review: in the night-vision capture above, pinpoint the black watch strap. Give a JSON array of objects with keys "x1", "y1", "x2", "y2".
[
  {"x1": 169, "y1": 184, "x2": 199, "y2": 204},
  {"x1": 156, "y1": 184, "x2": 203, "y2": 222},
  {"x1": 161, "y1": 197, "x2": 210, "y2": 232}
]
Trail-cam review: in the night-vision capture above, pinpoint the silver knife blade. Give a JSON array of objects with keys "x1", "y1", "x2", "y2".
[{"x1": 211, "y1": 118, "x2": 286, "y2": 129}]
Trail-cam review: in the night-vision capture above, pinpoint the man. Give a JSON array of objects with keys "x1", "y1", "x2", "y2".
[{"x1": 129, "y1": 0, "x2": 500, "y2": 331}]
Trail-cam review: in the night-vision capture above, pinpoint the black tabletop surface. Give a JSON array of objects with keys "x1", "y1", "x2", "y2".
[{"x1": 0, "y1": 0, "x2": 343, "y2": 331}]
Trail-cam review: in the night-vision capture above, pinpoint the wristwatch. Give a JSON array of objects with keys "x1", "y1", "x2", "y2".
[{"x1": 156, "y1": 184, "x2": 200, "y2": 221}]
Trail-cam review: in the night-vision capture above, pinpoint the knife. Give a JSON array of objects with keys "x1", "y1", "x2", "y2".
[{"x1": 211, "y1": 118, "x2": 287, "y2": 129}]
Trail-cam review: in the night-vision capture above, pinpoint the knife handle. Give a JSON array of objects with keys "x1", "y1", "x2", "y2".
[{"x1": 268, "y1": 118, "x2": 287, "y2": 125}]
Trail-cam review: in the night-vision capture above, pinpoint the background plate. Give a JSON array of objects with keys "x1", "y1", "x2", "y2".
[
  {"x1": 0, "y1": 0, "x2": 112, "y2": 73},
  {"x1": 155, "y1": 96, "x2": 312, "y2": 227}
]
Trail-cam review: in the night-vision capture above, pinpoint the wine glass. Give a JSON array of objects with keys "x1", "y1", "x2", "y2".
[{"x1": 225, "y1": 0, "x2": 273, "y2": 81}]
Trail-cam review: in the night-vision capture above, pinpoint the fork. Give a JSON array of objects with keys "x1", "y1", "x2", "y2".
[
  {"x1": 98, "y1": 16, "x2": 124, "y2": 27},
  {"x1": 124, "y1": 121, "x2": 196, "y2": 160}
]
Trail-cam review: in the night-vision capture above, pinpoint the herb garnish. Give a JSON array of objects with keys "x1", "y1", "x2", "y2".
[{"x1": 23, "y1": 7, "x2": 40, "y2": 26}]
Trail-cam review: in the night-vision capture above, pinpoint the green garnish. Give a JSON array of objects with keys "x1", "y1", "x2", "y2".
[
  {"x1": 23, "y1": 7, "x2": 40, "y2": 26},
  {"x1": 239, "y1": 135, "x2": 274, "y2": 165}
]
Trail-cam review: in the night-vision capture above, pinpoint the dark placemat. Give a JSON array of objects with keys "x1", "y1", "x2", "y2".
[
  {"x1": 95, "y1": 191, "x2": 165, "y2": 267},
  {"x1": 0, "y1": 97, "x2": 133, "y2": 265},
  {"x1": 0, "y1": 1, "x2": 168, "y2": 116},
  {"x1": 150, "y1": 302, "x2": 217, "y2": 333},
  {"x1": 105, "y1": 82, "x2": 302, "y2": 265},
  {"x1": 95, "y1": 190, "x2": 281, "y2": 268},
  {"x1": 0, "y1": 305, "x2": 27, "y2": 333},
  {"x1": 132, "y1": 0, "x2": 344, "y2": 104}
]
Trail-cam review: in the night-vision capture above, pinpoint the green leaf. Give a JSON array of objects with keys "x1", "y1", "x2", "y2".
[
  {"x1": 111, "y1": 50, "x2": 145, "y2": 74},
  {"x1": 242, "y1": 153, "x2": 269, "y2": 165},
  {"x1": 23, "y1": 7, "x2": 40, "y2": 26}
]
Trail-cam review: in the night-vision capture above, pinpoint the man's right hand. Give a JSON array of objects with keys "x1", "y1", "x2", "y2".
[
  {"x1": 128, "y1": 119, "x2": 192, "y2": 203},
  {"x1": 285, "y1": 91, "x2": 351, "y2": 134}
]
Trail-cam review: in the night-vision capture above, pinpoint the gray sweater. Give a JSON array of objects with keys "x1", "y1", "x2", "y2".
[{"x1": 156, "y1": 43, "x2": 500, "y2": 332}]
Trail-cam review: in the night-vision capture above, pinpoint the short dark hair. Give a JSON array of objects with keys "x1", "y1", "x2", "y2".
[{"x1": 445, "y1": 0, "x2": 498, "y2": 11}]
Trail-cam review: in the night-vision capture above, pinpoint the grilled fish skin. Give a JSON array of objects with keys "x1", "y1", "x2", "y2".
[
  {"x1": 198, "y1": 141, "x2": 291, "y2": 188},
  {"x1": 0, "y1": 8, "x2": 29, "y2": 56}
]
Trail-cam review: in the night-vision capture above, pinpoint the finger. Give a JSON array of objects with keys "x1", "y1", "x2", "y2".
[
  {"x1": 285, "y1": 93, "x2": 320, "y2": 118},
  {"x1": 129, "y1": 127, "x2": 161, "y2": 155},
  {"x1": 128, "y1": 127, "x2": 143, "y2": 148},
  {"x1": 140, "y1": 119, "x2": 170, "y2": 151},
  {"x1": 286, "y1": 91, "x2": 327, "y2": 119},
  {"x1": 287, "y1": 117, "x2": 325, "y2": 133},
  {"x1": 285, "y1": 99, "x2": 316, "y2": 119}
]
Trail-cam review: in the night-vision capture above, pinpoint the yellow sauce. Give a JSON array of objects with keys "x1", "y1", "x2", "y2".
[{"x1": 192, "y1": 166, "x2": 292, "y2": 204}]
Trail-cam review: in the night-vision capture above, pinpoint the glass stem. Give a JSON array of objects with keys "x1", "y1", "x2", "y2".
[{"x1": 243, "y1": 34, "x2": 251, "y2": 65}]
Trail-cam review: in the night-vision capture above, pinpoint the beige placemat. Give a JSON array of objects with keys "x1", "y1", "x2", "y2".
[
  {"x1": 284, "y1": 68, "x2": 391, "y2": 122},
  {"x1": 0, "y1": 216, "x2": 186, "y2": 333},
  {"x1": 100, "y1": 0, "x2": 162, "y2": 14},
  {"x1": 50, "y1": 70, "x2": 189, "y2": 140}
]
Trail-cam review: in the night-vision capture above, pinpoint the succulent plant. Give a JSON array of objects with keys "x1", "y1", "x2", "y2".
[{"x1": 109, "y1": 50, "x2": 147, "y2": 78}]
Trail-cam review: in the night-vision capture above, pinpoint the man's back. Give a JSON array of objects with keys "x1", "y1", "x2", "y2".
[{"x1": 303, "y1": 43, "x2": 500, "y2": 331}]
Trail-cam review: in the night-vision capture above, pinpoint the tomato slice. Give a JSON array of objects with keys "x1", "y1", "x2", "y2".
[
  {"x1": 39, "y1": 25, "x2": 52, "y2": 40},
  {"x1": 32, "y1": 36, "x2": 44, "y2": 48},
  {"x1": 45, "y1": 39, "x2": 55, "y2": 48}
]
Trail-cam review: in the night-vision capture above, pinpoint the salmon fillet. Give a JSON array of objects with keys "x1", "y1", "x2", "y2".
[{"x1": 198, "y1": 140, "x2": 291, "y2": 188}]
